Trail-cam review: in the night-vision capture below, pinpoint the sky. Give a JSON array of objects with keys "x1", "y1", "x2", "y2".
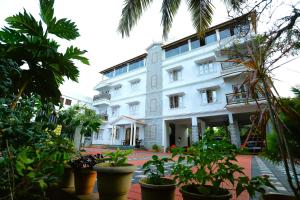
[{"x1": 0, "y1": 0, "x2": 299, "y2": 98}]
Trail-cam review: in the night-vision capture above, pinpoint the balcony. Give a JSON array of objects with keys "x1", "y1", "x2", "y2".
[
  {"x1": 93, "y1": 93, "x2": 111, "y2": 106},
  {"x1": 221, "y1": 63, "x2": 248, "y2": 78},
  {"x1": 98, "y1": 111, "x2": 108, "y2": 121},
  {"x1": 226, "y1": 92, "x2": 266, "y2": 112}
]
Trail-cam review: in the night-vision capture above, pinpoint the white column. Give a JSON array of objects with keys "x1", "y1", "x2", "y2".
[
  {"x1": 191, "y1": 116, "x2": 199, "y2": 144},
  {"x1": 133, "y1": 123, "x2": 137, "y2": 146},
  {"x1": 199, "y1": 119, "x2": 206, "y2": 139},
  {"x1": 110, "y1": 126, "x2": 114, "y2": 145},
  {"x1": 216, "y1": 29, "x2": 220, "y2": 41},
  {"x1": 162, "y1": 120, "x2": 167, "y2": 152},
  {"x1": 130, "y1": 123, "x2": 133, "y2": 146},
  {"x1": 228, "y1": 113, "x2": 241, "y2": 148}
]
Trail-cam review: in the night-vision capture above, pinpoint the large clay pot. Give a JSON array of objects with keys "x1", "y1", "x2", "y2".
[
  {"x1": 180, "y1": 185, "x2": 232, "y2": 200},
  {"x1": 94, "y1": 163, "x2": 137, "y2": 200},
  {"x1": 60, "y1": 166, "x2": 74, "y2": 188},
  {"x1": 139, "y1": 178, "x2": 176, "y2": 200},
  {"x1": 74, "y1": 168, "x2": 97, "y2": 195},
  {"x1": 261, "y1": 194, "x2": 296, "y2": 200}
]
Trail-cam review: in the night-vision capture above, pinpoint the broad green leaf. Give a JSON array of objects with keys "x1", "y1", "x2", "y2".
[
  {"x1": 64, "y1": 46, "x2": 89, "y2": 65},
  {"x1": 48, "y1": 18, "x2": 80, "y2": 40},
  {"x1": 39, "y1": 0, "x2": 54, "y2": 25}
]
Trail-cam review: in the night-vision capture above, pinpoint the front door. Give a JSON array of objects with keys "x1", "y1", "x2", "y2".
[{"x1": 125, "y1": 128, "x2": 131, "y2": 145}]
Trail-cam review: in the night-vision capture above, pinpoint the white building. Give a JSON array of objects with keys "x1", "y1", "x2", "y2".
[{"x1": 92, "y1": 13, "x2": 264, "y2": 150}]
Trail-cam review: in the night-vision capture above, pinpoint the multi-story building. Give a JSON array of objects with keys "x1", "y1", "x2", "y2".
[{"x1": 92, "y1": 12, "x2": 264, "y2": 150}]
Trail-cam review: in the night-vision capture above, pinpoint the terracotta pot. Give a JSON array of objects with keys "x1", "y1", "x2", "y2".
[
  {"x1": 74, "y1": 168, "x2": 97, "y2": 195},
  {"x1": 139, "y1": 178, "x2": 176, "y2": 200},
  {"x1": 60, "y1": 166, "x2": 74, "y2": 188},
  {"x1": 180, "y1": 185, "x2": 232, "y2": 200},
  {"x1": 261, "y1": 194, "x2": 296, "y2": 200},
  {"x1": 94, "y1": 163, "x2": 137, "y2": 200}
]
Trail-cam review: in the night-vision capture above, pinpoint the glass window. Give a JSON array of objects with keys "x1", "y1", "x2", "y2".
[
  {"x1": 129, "y1": 59, "x2": 144, "y2": 71},
  {"x1": 129, "y1": 103, "x2": 139, "y2": 115},
  {"x1": 234, "y1": 22, "x2": 250, "y2": 36},
  {"x1": 169, "y1": 69, "x2": 182, "y2": 82},
  {"x1": 111, "y1": 106, "x2": 120, "y2": 117},
  {"x1": 131, "y1": 80, "x2": 140, "y2": 90},
  {"x1": 198, "y1": 62, "x2": 216, "y2": 75},
  {"x1": 65, "y1": 99, "x2": 72, "y2": 105},
  {"x1": 191, "y1": 39, "x2": 200, "y2": 49},
  {"x1": 201, "y1": 89, "x2": 217, "y2": 104},
  {"x1": 113, "y1": 85, "x2": 121, "y2": 96},
  {"x1": 165, "y1": 42, "x2": 189, "y2": 58},
  {"x1": 219, "y1": 29, "x2": 231, "y2": 40},
  {"x1": 205, "y1": 33, "x2": 217, "y2": 44},
  {"x1": 104, "y1": 70, "x2": 114, "y2": 78},
  {"x1": 169, "y1": 95, "x2": 184, "y2": 109},
  {"x1": 115, "y1": 65, "x2": 127, "y2": 76}
]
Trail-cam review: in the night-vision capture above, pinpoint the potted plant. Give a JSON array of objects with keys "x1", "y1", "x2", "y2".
[
  {"x1": 139, "y1": 155, "x2": 176, "y2": 200},
  {"x1": 70, "y1": 153, "x2": 103, "y2": 195},
  {"x1": 93, "y1": 149, "x2": 136, "y2": 200},
  {"x1": 171, "y1": 137, "x2": 276, "y2": 200}
]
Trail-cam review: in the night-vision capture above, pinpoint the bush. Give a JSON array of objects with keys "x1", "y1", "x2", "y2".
[{"x1": 152, "y1": 144, "x2": 161, "y2": 152}]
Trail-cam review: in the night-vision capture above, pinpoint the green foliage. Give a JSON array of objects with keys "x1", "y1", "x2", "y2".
[
  {"x1": 142, "y1": 155, "x2": 172, "y2": 185},
  {"x1": 0, "y1": 0, "x2": 88, "y2": 104},
  {"x1": 0, "y1": 96, "x2": 75, "y2": 200},
  {"x1": 152, "y1": 144, "x2": 161, "y2": 152},
  {"x1": 102, "y1": 149, "x2": 132, "y2": 167},
  {"x1": 171, "y1": 137, "x2": 275, "y2": 197},
  {"x1": 58, "y1": 104, "x2": 101, "y2": 139}
]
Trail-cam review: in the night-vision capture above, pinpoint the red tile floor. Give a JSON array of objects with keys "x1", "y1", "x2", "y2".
[{"x1": 85, "y1": 147, "x2": 252, "y2": 200}]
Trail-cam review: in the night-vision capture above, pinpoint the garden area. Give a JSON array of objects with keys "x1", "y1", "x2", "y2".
[{"x1": 1, "y1": 0, "x2": 300, "y2": 200}]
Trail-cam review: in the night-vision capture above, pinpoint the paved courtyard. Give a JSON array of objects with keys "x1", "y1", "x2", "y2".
[{"x1": 84, "y1": 147, "x2": 298, "y2": 200}]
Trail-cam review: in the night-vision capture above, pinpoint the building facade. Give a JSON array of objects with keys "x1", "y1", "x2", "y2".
[{"x1": 92, "y1": 13, "x2": 263, "y2": 150}]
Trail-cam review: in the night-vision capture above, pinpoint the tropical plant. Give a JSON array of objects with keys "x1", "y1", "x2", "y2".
[
  {"x1": 0, "y1": 0, "x2": 89, "y2": 107},
  {"x1": 171, "y1": 137, "x2": 275, "y2": 198},
  {"x1": 118, "y1": 0, "x2": 244, "y2": 39},
  {"x1": 142, "y1": 155, "x2": 172, "y2": 185},
  {"x1": 58, "y1": 104, "x2": 102, "y2": 148},
  {"x1": 219, "y1": 7, "x2": 300, "y2": 197},
  {"x1": 102, "y1": 149, "x2": 133, "y2": 167},
  {"x1": 152, "y1": 144, "x2": 161, "y2": 152},
  {"x1": 70, "y1": 154, "x2": 104, "y2": 169}
]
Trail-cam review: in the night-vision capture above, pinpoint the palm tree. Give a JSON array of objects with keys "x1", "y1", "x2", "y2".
[
  {"x1": 0, "y1": 0, "x2": 89, "y2": 107},
  {"x1": 118, "y1": 0, "x2": 243, "y2": 39}
]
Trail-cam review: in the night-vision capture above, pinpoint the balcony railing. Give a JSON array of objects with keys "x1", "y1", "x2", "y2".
[
  {"x1": 93, "y1": 93, "x2": 111, "y2": 101},
  {"x1": 97, "y1": 111, "x2": 108, "y2": 121},
  {"x1": 221, "y1": 62, "x2": 240, "y2": 70},
  {"x1": 226, "y1": 92, "x2": 265, "y2": 105}
]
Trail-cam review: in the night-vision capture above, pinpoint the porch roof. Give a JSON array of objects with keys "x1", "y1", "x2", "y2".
[{"x1": 109, "y1": 115, "x2": 146, "y2": 126}]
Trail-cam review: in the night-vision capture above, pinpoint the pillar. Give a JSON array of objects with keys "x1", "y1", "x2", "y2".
[
  {"x1": 130, "y1": 123, "x2": 133, "y2": 146},
  {"x1": 199, "y1": 119, "x2": 206, "y2": 139},
  {"x1": 191, "y1": 117, "x2": 199, "y2": 144},
  {"x1": 228, "y1": 113, "x2": 241, "y2": 148},
  {"x1": 133, "y1": 123, "x2": 137, "y2": 146}
]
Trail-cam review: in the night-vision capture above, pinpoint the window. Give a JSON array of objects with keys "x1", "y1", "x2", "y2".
[
  {"x1": 129, "y1": 103, "x2": 139, "y2": 115},
  {"x1": 165, "y1": 42, "x2": 189, "y2": 58},
  {"x1": 201, "y1": 89, "x2": 217, "y2": 104},
  {"x1": 219, "y1": 28, "x2": 231, "y2": 40},
  {"x1": 94, "y1": 131, "x2": 103, "y2": 140},
  {"x1": 169, "y1": 69, "x2": 182, "y2": 82},
  {"x1": 130, "y1": 80, "x2": 140, "y2": 90},
  {"x1": 169, "y1": 95, "x2": 184, "y2": 109},
  {"x1": 198, "y1": 62, "x2": 216, "y2": 75},
  {"x1": 113, "y1": 85, "x2": 121, "y2": 96},
  {"x1": 65, "y1": 99, "x2": 72, "y2": 105},
  {"x1": 111, "y1": 106, "x2": 120, "y2": 117},
  {"x1": 115, "y1": 65, "x2": 127, "y2": 76},
  {"x1": 233, "y1": 22, "x2": 250, "y2": 36},
  {"x1": 205, "y1": 32, "x2": 217, "y2": 44},
  {"x1": 115, "y1": 129, "x2": 120, "y2": 140},
  {"x1": 191, "y1": 38, "x2": 201, "y2": 49},
  {"x1": 129, "y1": 59, "x2": 144, "y2": 71},
  {"x1": 104, "y1": 70, "x2": 114, "y2": 78}
]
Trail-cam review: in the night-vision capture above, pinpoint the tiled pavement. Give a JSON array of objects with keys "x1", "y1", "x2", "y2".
[{"x1": 85, "y1": 147, "x2": 299, "y2": 200}]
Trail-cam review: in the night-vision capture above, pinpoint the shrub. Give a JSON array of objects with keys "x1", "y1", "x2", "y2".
[{"x1": 152, "y1": 144, "x2": 161, "y2": 152}]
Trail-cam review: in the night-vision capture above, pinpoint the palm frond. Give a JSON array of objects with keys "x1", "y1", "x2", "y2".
[
  {"x1": 0, "y1": 27, "x2": 27, "y2": 44},
  {"x1": 222, "y1": 0, "x2": 244, "y2": 10},
  {"x1": 6, "y1": 9, "x2": 43, "y2": 37},
  {"x1": 292, "y1": 87, "x2": 300, "y2": 98},
  {"x1": 186, "y1": 0, "x2": 214, "y2": 37},
  {"x1": 118, "y1": 0, "x2": 153, "y2": 38},
  {"x1": 161, "y1": 0, "x2": 181, "y2": 40}
]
